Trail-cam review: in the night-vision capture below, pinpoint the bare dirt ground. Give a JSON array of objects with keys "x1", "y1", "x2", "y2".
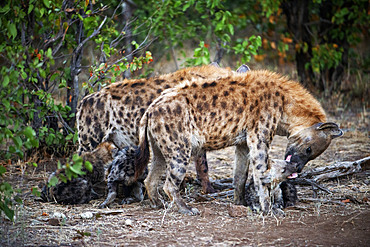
[{"x1": 1, "y1": 109, "x2": 369, "y2": 247}]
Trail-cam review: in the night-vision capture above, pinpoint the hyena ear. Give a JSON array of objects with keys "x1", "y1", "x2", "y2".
[
  {"x1": 316, "y1": 122, "x2": 343, "y2": 139},
  {"x1": 236, "y1": 64, "x2": 250, "y2": 73},
  {"x1": 210, "y1": 62, "x2": 220, "y2": 67}
]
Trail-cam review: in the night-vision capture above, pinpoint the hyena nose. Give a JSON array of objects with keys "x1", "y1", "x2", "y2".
[{"x1": 290, "y1": 162, "x2": 300, "y2": 172}]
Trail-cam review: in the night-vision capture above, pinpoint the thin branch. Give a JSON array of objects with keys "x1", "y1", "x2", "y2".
[
  {"x1": 299, "y1": 197, "x2": 346, "y2": 206},
  {"x1": 291, "y1": 178, "x2": 332, "y2": 194},
  {"x1": 55, "y1": 111, "x2": 75, "y2": 134},
  {"x1": 111, "y1": 0, "x2": 125, "y2": 19},
  {"x1": 75, "y1": 16, "x2": 107, "y2": 56},
  {"x1": 89, "y1": 31, "x2": 156, "y2": 87}
]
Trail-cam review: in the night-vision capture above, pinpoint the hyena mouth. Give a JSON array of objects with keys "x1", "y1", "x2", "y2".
[
  {"x1": 286, "y1": 155, "x2": 292, "y2": 162},
  {"x1": 287, "y1": 173, "x2": 298, "y2": 179},
  {"x1": 285, "y1": 155, "x2": 298, "y2": 179}
]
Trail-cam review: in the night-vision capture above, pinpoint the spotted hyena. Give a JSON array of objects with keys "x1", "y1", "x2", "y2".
[
  {"x1": 98, "y1": 146, "x2": 147, "y2": 208},
  {"x1": 245, "y1": 159, "x2": 298, "y2": 213},
  {"x1": 76, "y1": 64, "x2": 244, "y2": 193},
  {"x1": 130, "y1": 68, "x2": 343, "y2": 215},
  {"x1": 41, "y1": 142, "x2": 117, "y2": 204}
]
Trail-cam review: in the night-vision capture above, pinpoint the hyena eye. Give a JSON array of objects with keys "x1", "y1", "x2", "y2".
[{"x1": 306, "y1": 147, "x2": 312, "y2": 154}]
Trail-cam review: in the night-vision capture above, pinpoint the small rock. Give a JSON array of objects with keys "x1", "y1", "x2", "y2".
[
  {"x1": 80, "y1": 212, "x2": 94, "y2": 219},
  {"x1": 48, "y1": 218, "x2": 62, "y2": 226},
  {"x1": 201, "y1": 207, "x2": 215, "y2": 217},
  {"x1": 30, "y1": 219, "x2": 42, "y2": 226},
  {"x1": 52, "y1": 212, "x2": 66, "y2": 219},
  {"x1": 228, "y1": 204, "x2": 251, "y2": 217},
  {"x1": 125, "y1": 219, "x2": 133, "y2": 226}
]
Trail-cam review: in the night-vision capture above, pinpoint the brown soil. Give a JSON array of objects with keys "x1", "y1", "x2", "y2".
[{"x1": 1, "y1": 110, "x2": 369, "y2": 247}]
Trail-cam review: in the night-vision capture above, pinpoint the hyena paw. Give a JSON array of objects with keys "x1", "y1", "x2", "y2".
[
  {"x1": 149, "y1": 198, "x2": 164, "y2": 209},
  {"x1": 178, "y1": 206, "x2": 200, "y2": 215},
  {"x1": 120, "y1": 197, "x2": 139, "y2": 205},
  {"x1": 272, "y1": 207, "x2": 285, "y2": 217}
]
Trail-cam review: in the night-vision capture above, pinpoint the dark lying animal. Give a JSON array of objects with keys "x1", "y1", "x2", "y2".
[
  {"x1": 99, "y1": 146, "x2": 147, "y2": 208},
  {"x1": 41, "y1": 142, "x2": 117, "y2": 204}
]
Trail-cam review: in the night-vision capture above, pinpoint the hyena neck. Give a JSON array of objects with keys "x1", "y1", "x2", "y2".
[{"x1": 279, "y1": 86, "x2": 327, "y2": 137}]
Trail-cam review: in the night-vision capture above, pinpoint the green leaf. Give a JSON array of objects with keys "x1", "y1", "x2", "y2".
[
  {"x1": 24, "y1": 126, "x2": 36, "y2": 139},
  {"x1": 65, "y1": 133, "x2": 73, "y2": 141},
  {"x1": 0, "y1": 166, "x2": 6, "y2": 176},
  {"x1": 2, "y1": 99, "x2": 10, "y2": 110},
  {"x1": 28, "y1": 4, "x2": 34, "y2": 14},
  {"x1": 12, "y1": 136, "x2": 22, "y2": 149},
  {"x1": 31, "y1": 187, "x2": 40, "y2": 197},
  {"x1": 72, "y1": 154, "x2": 82, "y2": 163},
  {"x1": 30, "y1": 139, "x2": 39, "y2": 148},
  {"x1": 73, "y1": 132, "x2": 78, "y2": 144},
  {"x1": 0, "y1": 5, "x2": 10, "y2": 13},
  {"x1": 50, "y1": 73, "x2": 58, "y2": 81},
  {"x1": 59, "y1": 174, "x2": 67, "y2": 183},
  {"x1": 21, "y1": 71, "x2": 27, "y2": 79},
  {"x1": 227, "y1": 24, "x2": 234, "y2": 35},
  {"x1": 43, "y1": 0, "x2": 50, "y2": 8},
  {"x1": 84, "y1": 161, "x2": 93, "y2": 172},
  {"x1": 70, "y1": 164, "x2": 85, "y2": 176},
  {"x1": 39, "y1": 68, "x2": 46, "y2": 78},
  {"x1": 46, "y1": 48, "x2": 52, "y2": 58},
  {"x1": 3, "y1": 75, "x2": 9, "y2": 87},
  {"x1": 8, "y1": 23, "x2": 17, "y2": 40},
  {"x1": 48, "y1": 176, "x2": 58, "y2": 187},
  {"x1": 0, "y1": 201, "x2": 14, "y2": 221}
]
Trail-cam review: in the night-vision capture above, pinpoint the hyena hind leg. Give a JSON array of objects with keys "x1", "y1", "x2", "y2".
[
  {"x1": 99, "y1": 181, "x2": 118, "y2": 208},
  {"x1": 144, "y1": 142, "x2": 167, "y2": 209}
]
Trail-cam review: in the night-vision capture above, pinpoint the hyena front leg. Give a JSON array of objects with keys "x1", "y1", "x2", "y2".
[
  {"x1": 233, "y1": 143, "x2": 250, "y2": 205},
  {"x1": 144, "y1": 141, "x2": 167, "y2": 209},
  {"x1": 248, "y1": 135, "x2": 271, "y2": 214},
  {"x1": 194, "y1": 151, "x2": 215, "y2": 193}
]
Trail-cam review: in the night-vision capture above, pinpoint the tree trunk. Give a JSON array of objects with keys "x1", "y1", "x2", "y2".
[
  {"x1": 122, "y1": 1, "x2": 134, "y2": 79},
  {"x1": 281, "y1": 0, "x2": 314, "y2": 88},
  {"x1": 318, "y1": 1, "x2": 350, "y2": 95},
  {"x1": 67, "y1": 9, "x2": 84, "y2": 128}
]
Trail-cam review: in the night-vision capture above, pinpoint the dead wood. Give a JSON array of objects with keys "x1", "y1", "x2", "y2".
[
  {"x1": 291, "y1": 178, "x2": 332, "y2": 194},
  {"x1": 299, "y1": 197, "x2": 346, "y2": 206},
  {"x1": 299, "y1": 156, "x2": 370, "y2": 182}
]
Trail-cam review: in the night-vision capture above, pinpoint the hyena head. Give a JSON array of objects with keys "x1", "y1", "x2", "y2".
[
  {"x1": 285, "y1": 122, "x2": 343, "y2": 172},
  {"x1": 82, "y1": 141, "x2": 118, "y2": 164}
]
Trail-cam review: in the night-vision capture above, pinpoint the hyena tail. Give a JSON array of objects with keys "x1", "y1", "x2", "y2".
[{"x1": 134, "y1": 112, "x2": 150, "y2": 180}]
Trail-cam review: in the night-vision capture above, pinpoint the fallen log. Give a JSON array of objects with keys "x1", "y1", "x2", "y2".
[
  {"x1": 291, "y1": 178, "x2": 332, "y2": 194},
  {"x1": 299, "y1": 156, "x2": 370, "y2": 182}
]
